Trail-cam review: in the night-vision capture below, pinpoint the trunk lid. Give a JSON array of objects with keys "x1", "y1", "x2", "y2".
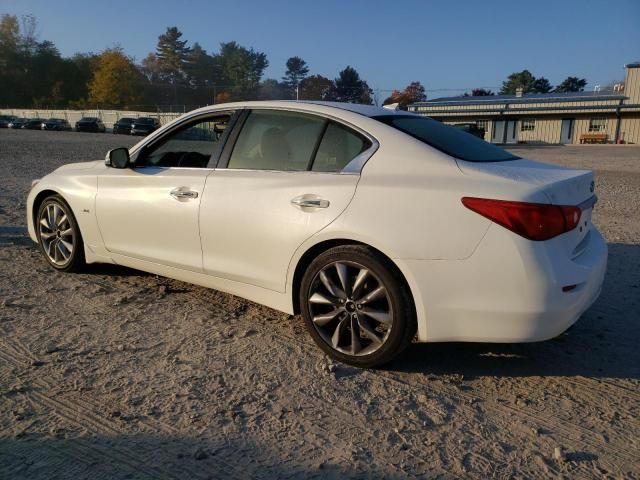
[{"x1": 458, "y1": 158, "x2": 596, "y2": 256}]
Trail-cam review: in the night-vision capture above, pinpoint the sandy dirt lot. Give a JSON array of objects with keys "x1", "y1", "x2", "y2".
[{"x1": 1, "y1": 129, "x2": 639, "y2": 479}]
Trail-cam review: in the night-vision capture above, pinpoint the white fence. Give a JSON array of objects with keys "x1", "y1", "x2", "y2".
[{"x1": 0, "y1": 109, "x2": 185, "y2": 129}]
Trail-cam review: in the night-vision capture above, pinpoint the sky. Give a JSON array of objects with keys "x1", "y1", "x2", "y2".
[{"x1": 1, "y1": 0, "x2": 639, "y2": 98}]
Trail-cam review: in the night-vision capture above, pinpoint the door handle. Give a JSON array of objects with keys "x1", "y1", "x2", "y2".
[
  {"x1": 291, "y1": 196, "x2": 330, "y2": 208},
  {"x1": 170, "y1": 189, "x2": 199, "y2": 200}
]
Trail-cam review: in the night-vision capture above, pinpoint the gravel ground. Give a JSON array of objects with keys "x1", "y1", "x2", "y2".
[{"x1": 1, "y1": 129, "x2": 639, "y2": 479}]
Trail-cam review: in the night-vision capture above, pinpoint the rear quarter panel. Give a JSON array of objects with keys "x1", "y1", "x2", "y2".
[{"x1": 329, "y1": 137, "x2": 493, "y2": 261}]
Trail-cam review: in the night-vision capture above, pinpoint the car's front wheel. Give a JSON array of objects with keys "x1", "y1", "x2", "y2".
[
  {"x1": 300, "y1": 245, "x2": 416, "y2": 368},
  {"x1": 36, "y1": 195, "x2": 85, "y2": 272}
]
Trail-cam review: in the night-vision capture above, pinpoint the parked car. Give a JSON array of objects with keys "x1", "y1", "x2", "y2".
[
  {"x1": 26, "y1": 101, "x2": 607, "y2": 368},
  {"x1": 131, "y1": 117, "x2": 161, "y2": 136},
  {"x1": 76, "y1": 117, "x2": 106, "y2": 133},
  {"x1": 0, "y1": 115, "x2": 18, "y2": 128},
  {"x1": 8, "y1": 118, "x2": 29, "y2": 129},
  {"x1": 42, "y1": 118, "x2": 72, "y2": 131},
  {"x1": 452, "y1": 123, "x2": 486, "y2": 139},
  {"x1": 24, "y1": 118, "x2": 47, "y2": 130},
  {"x1": 113, "y1": 117, "x2": 136, "y2": 134}
]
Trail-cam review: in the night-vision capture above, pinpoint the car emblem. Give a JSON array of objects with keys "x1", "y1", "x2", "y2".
[{"x1": 590, "y1": 181, "x2": 595, "y2": 193}]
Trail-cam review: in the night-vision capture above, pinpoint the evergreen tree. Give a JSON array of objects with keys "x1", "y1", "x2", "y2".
[
  {"x1": 335, "y1": 66, "x2": 373, "y2": 104},
  {"x1": 471, "y1": 88, "x2": 494, "y2": 96},
  {"x1": 217, "y1": 41, "x2": 268, "y2": 100},
  {"x1": 532, "y1": 77, "x2": 553, "y2": 93},
  {"x1": 554, "y1": 76, "x2": 587, "y2": 92},
  {"x1": 282, "y1": 56, "x2": 309, "y2": 95},
  {"x1": 499, "y1": 70, "x2": 536, "y2": 94},
  {"x1": 156, "y1": 26, "x2": 191, "y2": 84}
]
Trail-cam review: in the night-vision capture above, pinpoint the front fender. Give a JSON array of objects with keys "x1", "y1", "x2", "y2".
[{"x1": 27, "y1": 167, "x2": 107, "y2": 262}]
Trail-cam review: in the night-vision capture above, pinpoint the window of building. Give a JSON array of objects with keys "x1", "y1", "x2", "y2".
[
  {"x1": 476, "y1": 120, "x2": 489, "y2": 137},
  {"x1": 520, "y1": 119, "x2": 535, "y2": 132},
  {"x1": 588, "y1": 118, "x2": 606, "y2": 132}
]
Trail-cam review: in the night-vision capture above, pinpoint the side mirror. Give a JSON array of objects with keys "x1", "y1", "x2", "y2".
[{"x1": 105, "y1": 147, "x2": 130, "y2": 168}]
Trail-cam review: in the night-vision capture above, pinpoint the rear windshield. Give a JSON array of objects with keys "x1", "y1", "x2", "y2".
[
  {"x1": 80, "y1": 117, "x2": 97, "y2": 122},
  {"x1": 373, "y1": 115, "x2": 519, "y2": 162},
  {"x1": 136, "y1": 118, "x2": 155, "y2": 124}
]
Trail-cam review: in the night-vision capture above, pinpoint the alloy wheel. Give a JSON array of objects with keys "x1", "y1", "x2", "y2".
[
  {"x1": 307, "y1": 261, "x2": 393, "y2": 356},
  {"x1": 39, "y1": 202, "x2": 74, "y2": 266}
]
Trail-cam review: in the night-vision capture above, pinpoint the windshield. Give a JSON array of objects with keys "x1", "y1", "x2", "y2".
[
  {"x1": 136, "y1": 118, "x2": 155, "y2": 124},
  {"x1": 373, "y1": 115, "x2": 519, "y2": 162},
  {"x1": 80, "y1": 117, "x2": 97, "y2": 122}
]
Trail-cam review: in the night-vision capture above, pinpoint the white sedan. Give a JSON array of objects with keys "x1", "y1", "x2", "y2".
[{"x1": 27, "y1": 101, "x2": 607, "y2": 367}]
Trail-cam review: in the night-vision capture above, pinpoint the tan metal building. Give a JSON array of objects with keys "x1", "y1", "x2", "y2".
[{"x1": 408, "y1": 63, "x2": 640, "y2": 145}]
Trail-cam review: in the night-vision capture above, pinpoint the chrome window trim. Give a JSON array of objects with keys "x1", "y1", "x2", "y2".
[
  {"x1": 128, "y1": 105, "x2": 380, "y2": 175},
  {"x1": 132, "y1": 166, "x2": 215, "y2": 172}
]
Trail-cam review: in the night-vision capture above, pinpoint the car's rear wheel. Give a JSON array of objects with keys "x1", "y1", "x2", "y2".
[
  {"x1": 36, "y1": 195, "x2": 85, "y2": 272},
  {"x1": 300, "y1": 245, "x2": 416, "y2": 368}
]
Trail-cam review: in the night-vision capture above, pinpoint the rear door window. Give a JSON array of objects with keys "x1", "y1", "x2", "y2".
[
  {"x1": 227, "y1": 110, "x2": 326, "y2": 171},
  {"x1": 374, "y1": 115, "x2": 519, "y2": 162},
  {"x1": 311, "y1": 122, "x2": 370, "y2": 172}
]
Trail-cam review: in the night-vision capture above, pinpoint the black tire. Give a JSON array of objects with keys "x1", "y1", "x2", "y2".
[
  {"x1": 36, "y1": 194, "x2": 86, "y2": 272},
  {"x1": 299, "y1": 245, "x2": 416, "y2": 368}
]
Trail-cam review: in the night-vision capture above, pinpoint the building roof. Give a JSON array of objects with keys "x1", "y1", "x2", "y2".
[{"x1": 413, "y1": 90, "x2": 625, "y2": 107}]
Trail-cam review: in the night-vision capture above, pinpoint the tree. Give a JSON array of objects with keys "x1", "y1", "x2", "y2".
[
  {"x1": 88, "y1": 48, "x2": 143, "y2": 107},
  {"x1": 156, "y1": 26, "x2": 191, "y2": 84},
  {"x1": 140, "y1": 53, "x2": 162, "y2": 82},
  {"x1": 471, "y1": 88, "x2": 494, "y2": 96},
  {"x1": 554, "y1": 76, "x2": 587, "y2": 93},
  {"x1": 0, "y1": 14, "x2": 20, "y2": 51},
  {"x1": 532, "y1": 77, "x2": 553, "y2": 93},
  {"x1": 217, "y1": 41, "x2": 268, "y2": 100},
  {"x1": 258, "y1": 79, "x2": 287, "y2": 100},
  {"x1": 335, "y1": 66, "x2": 373, "y2": 104},
  {"x1": 383, "y1": 81, "x2": 426, "y2": 108},
  {"x1": 282, "y1": 56, "x2": 309, "y2": 96},
  {"x1": 299, "y1": 74, "x2": 336, "y2": 101},
  {"x1": 186, "y1": 42, "x2": 218, "y2": 86},
  {"x1": 499, "y1": 70, "x2": 536, "y2": 95}
]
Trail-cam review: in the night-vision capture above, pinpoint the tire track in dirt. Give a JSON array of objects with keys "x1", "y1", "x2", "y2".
[
  {"x1": 0, "y1": 340, "x2": 243, "y2": 480},
  {"x1": 3, "y1": 247, "x2": 638, "y2": 477},
  {"x1": 72, "y1": 271, "x2": 640, "y2": 476},
  {"x1": 168, "y1": 284, "x2": 639, "y2": 466}
]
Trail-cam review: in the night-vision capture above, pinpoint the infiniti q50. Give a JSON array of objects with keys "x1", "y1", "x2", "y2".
[{"x1": 27, "y1": 101, "x2": 607, "y2": 367}]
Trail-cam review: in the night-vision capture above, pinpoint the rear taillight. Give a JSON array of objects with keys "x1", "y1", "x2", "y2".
[{"x1": 462, "y1": 197, "x2": 581, "y2": 241}]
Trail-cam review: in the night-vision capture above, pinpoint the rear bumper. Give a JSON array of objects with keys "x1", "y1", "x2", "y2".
[{"x1": 397, "y1": 225, "x2": 608, "y2": 343}]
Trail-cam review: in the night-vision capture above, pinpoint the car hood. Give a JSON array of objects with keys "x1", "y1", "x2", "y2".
[{"x1": 54, "y1": 160, "x2": 104, "y2": 173}]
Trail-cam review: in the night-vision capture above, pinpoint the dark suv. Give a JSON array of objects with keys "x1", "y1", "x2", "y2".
[
  {"x1": 131, "y1": 117, "x2": 161, "y2": 136},
  {"x1": 113, "y1": 117, "x2": 136, "y2": 134},
  {"x1": 76, "y1": 117, "x2": 106, "y2": 133}
]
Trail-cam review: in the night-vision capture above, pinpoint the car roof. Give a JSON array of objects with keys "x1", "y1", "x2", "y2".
[{"x1": 190, "y1": 100, "x2": 417, "y2": 119}]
